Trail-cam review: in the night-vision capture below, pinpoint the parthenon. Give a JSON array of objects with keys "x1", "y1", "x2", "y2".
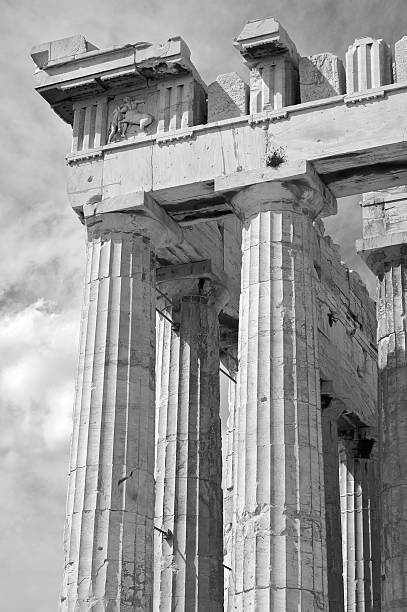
[{"x1": 31, "y1": 15, "x2": 407, "y2": 611}]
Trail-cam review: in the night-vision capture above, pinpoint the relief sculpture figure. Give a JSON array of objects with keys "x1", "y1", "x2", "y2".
[{"x1": 107, "y1": 96, "x2": 153, "y2": 143}]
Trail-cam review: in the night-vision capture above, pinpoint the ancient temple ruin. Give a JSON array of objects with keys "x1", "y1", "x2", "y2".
[{"x1": 31, "y1": 16, "x2": 407, "y2": 611}]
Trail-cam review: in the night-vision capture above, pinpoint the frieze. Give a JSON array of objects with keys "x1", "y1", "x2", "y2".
[{"x1": 107, "y1": 96, "x2": 154, "y2": 143}]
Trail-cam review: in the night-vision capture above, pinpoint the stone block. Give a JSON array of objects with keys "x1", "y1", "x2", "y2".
[
  {"x1": 31, "y1": 34, "x2": 98, "y2": 68},
  {"x1": 234, "y1": 16, "x2": 298, "y2": 64},
  {"x1": 234, "y1": 19, "x2": 300, "y2": 112},
  {"x1": 395, "y1": 36, "x2": 407, "y2": 82},
  {"x1": 299, "y1": 53, "x2": 345, "y2": 102},
  {"x1": 207, "y1": 73, "x2": 249, "y2": 122},
  {"x1": 248, "y1": 55, "x2": 299, "y2": 112},
  {"x1": 345, "y1": 36, "x2": 391, "y2": 93}
]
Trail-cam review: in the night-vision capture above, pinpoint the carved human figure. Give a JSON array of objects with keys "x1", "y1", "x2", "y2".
[{"x1": 107, "y1": 96, "x2": 154, "y2": 143}]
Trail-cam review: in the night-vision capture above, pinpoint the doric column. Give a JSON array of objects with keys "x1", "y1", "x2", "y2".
[
  {"x1": 357, "y1": 190, "x2": 407, "y2": 612},
  {"x1": 321, "y1": 396, "x2": 345, "y2": 612},
  {"x1": 221, "y1": 347, "x2": 238, "y2": 606},
  {"x1": 339, "y1": 427, "x2": 378, "y2": 612},
  {"x1": 228, "y1": 180, "x2": 331, "y2": 611},
  {"x1": 367, "y1": 439, "x2": 381, "y2": 611},
  {"x1": 340, "y1": 439, "x2": 357, "y2": 612},
  {"x1": 153, "y1": 304, "x2": 175, "y2": 610},
  {"x1": 60, "y1": 207, "x2": 182, "y2": 612},
  {"x1": 153, "y1": 275, "x2": 225, "y2": 611}
]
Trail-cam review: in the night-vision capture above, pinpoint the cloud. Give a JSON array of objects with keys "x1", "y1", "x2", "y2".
[
  {"x1": 0, "y1": 299, "x2": 79, "y2": 450},
  {"x1": 0, "y1": 299, "x2": 79, "y2": 611}
]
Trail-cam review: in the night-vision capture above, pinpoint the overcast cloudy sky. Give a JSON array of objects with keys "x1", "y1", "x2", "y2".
[{"x1": 1, "y1": 0, "x2": 405, "y2": 609}]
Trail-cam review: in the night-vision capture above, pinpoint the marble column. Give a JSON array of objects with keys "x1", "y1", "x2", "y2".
[
  {"x1": 339, "y1": 428, "x2": 379, "y2": 612},
  {"x1": 377, "y1": 260, "x2": 407, "y2": 611},
  {"x1": 60, "y1": 210, "x2": 181, "y2": 612},
  {"x1": 321, "y1": 398, "x2": 345, "y2": 612},
  {"x1": 357, "y1": 192, "x2": 407, "y2": 611},
  {"x1": 228, "y1": 181, "x2": 330, "y2": 611},
  {"x1": 154, "y1": 280, "x2": 224, "y2": 611},
  {"x1": 367, "y1": 441, "x2": 381, "y2": 611},
  {"x1": 223, "y1": 349, "x2": 238, "y2": 607},
  {"x1": 339, "y1": 442, "x2": 350, "y2": 608}
]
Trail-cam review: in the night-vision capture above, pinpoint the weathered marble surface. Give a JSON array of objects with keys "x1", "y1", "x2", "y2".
[
  {"x1": 227, "y1": 181, "x2": 328, "y2": 611},
  {"x1": 300, "y1": 53, "x2": 345, "y2": 102},
  {"x1": 60, "y1": 210, "x2": 182, "y2": 612},
  {"x1": 395, "y1": 36, "x2": 407, "y2": 82},
  {"x1": 357, "y1": 188, "x2": 407, "y2": 612},
  {"x1": 30, "y1": 34, "x2": 97, "y2": 68},
  {"x1": 322, "y1": 400, "x2": 345, "y2": 612},
  {"x1": 154, "y1": 288, "x2": 224, "y2": 611},
  {"x1": 346, "y1": 36, "x2": 392, "y2": 93},
  {"x1": 207, "y1": 73, "x2": 248, "y2": 122}
]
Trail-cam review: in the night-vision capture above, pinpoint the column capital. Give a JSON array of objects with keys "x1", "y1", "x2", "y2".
[
  {"x1": 215, "y1": 159, "x2": 336, "y2": 222},
  {"x1": 356, "y1": 187, "x2": 407, "y2": 275},
  {"x1": 156, "y1": 260, "x2": 229, "y2": 313},
  {"x1": 357, "y1": 231, "x2": 407, "y2": 276},
  {"x1": 83, "y1": 190, "x2": 184, "y2": 248}
]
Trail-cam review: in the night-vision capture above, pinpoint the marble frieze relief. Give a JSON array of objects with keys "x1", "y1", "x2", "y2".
[{"x1": 107, "y1": 91, "x2": 157, "y2": 142}]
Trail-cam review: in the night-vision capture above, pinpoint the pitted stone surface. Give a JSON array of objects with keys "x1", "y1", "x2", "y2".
[
  {"x1": 300, "y1": 53, "x2": 345, "y2": 102},
  {"x1": 395, "y1": 36, "x2": 407, "y2": 83},
  {"x1": 207, "y1": 73, "x2": 248, "y2": 122},
  {"x1": 30, "y1": 34, "x2": 97, "y2": 68},
  {"x1": 357, "y1": 188, "x2": 407, "y2": 611},
  {"x1": 154, "y1": 290, "x2": 224, "y2": 611}
]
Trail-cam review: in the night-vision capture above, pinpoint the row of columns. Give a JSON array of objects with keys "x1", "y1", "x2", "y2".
[
  {"x1": 60, "y1": 178, "x2": 333, "y2": 611},
  {"x1": 338, "y1": 432, "x2": 380, "y2": 612},
  {"x1": 60, "y1": 180, "x2": 407, "y2": 611}
]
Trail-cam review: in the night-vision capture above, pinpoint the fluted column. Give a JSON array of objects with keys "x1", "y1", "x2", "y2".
[
  {"x1": 153, "y1": 305, "x2": 176, "y2": 609},
  {"x1": 60, "y1": 210, "x2": 182, "y2": 612},
  {"x1": 339, "y1": 431, "x2": 378, "y2": 612},
  {"x1": 154, "y1": 280, "x2": 224, "y2": 611},
  {"x1": 321, "y1": 398, "x2": 345, "y2": 612},
  {"x1": 357, "y1": 190, "x2": 407, "y2": 611},
  {"x1": 377, "y1": 261, "x2": 407, "y2": 611},
  {"x1": 367, "y1": 441, "x2": 381, "y2": 611},
  {"x1": 228, "y1": 181, "x2": 330, "y2": 611},
  {"x1": 223, "y1": 349, "x2": 238, "y2": 607}
]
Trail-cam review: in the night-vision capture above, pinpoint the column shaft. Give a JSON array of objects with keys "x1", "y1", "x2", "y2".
[
  {"x1": 60, "y1": 219, "x2": 156, "y2": 611},
  {"x1": 154, "y1": 308, "x2": 177, "y2": 609},
  {"x1": 377, "y1": 261, "x2": 407, "y2": 611},
  {"x1": 347, "y1": 453, "x2": 356, "y2": 612},
  {"x1": 368, "y1": 446, "x2": 381, "y2": 611},
  {"x1": 340, "y1": 445, "x2": 349, "y2": 608},
  {"x1": 224, "y1": 358, "x2": 237, "y2": 607},
  {"x1": 229, "y1": 203, "x2": 327, "y2": 610},
  {"x1": 154, "y1": 293, "x2": 224, "y2": 611},
  {"x1": 322, "y1": 404, "x2": 344, "y2": 611},
  {"x1": 355, "y1": 460, "x2": 366, "y2": 611}
]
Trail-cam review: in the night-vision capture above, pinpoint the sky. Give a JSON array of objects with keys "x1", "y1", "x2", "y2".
[{"x1": 1, "y1": 0, "x2": 405, "y2": 609}]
